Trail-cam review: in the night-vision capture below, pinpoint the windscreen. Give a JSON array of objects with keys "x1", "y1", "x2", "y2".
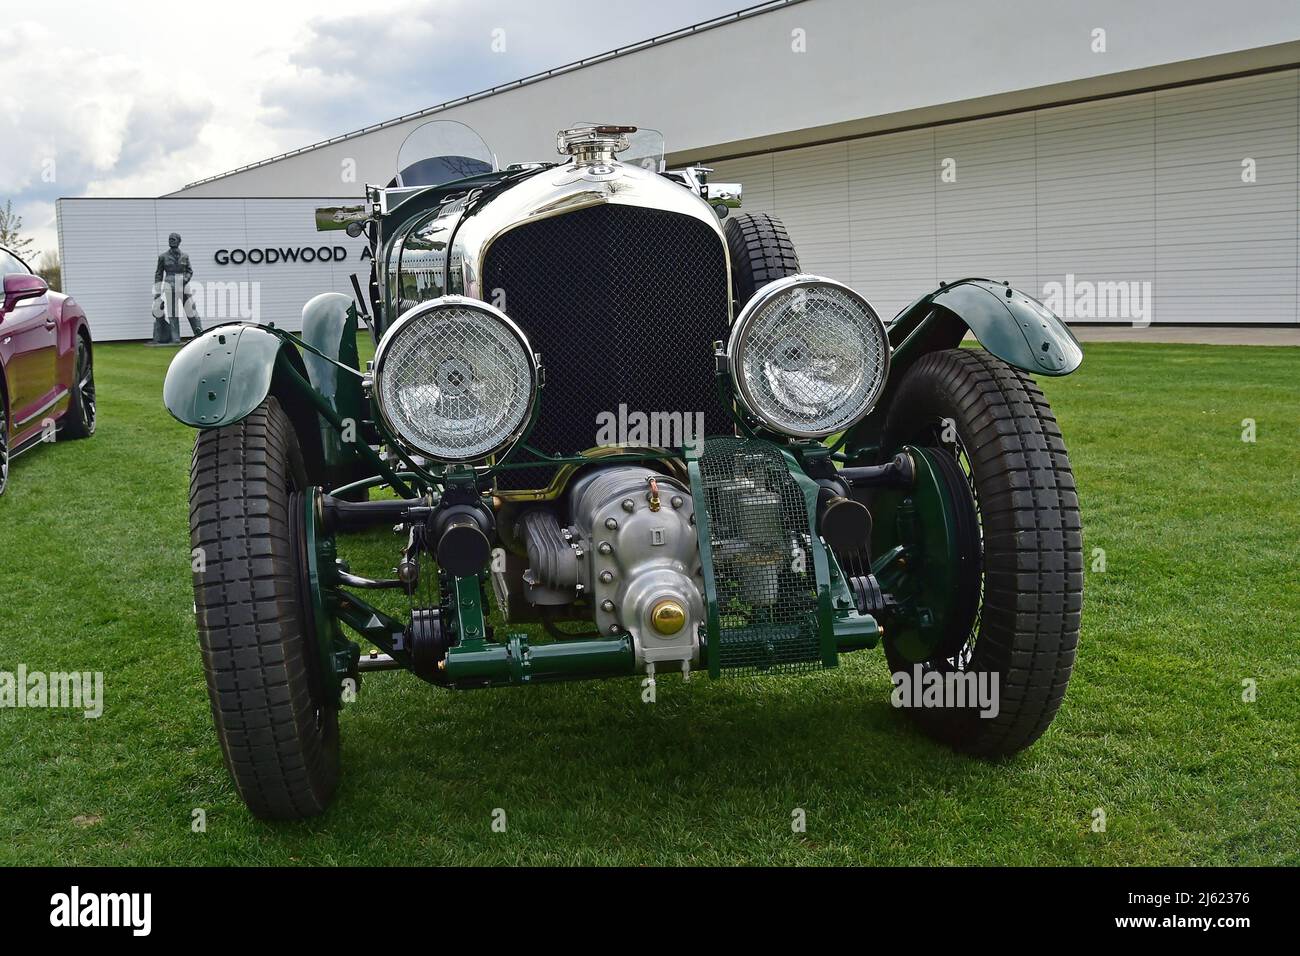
[{"x1": 395, "y1": 120, "x2": 496, "y2": 188}]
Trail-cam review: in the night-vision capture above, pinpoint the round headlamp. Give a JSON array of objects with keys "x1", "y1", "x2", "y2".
[
  {"x1": 727, "y1": 275, "x2": 890, "y2": 438},
  {"x1": 373, "y1": 297, "x2": 538, "y2": 462}
]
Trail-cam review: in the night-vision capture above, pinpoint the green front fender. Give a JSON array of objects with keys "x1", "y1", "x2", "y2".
[
  {"x1": 843, "y1": 278, "x2": 1081, "y2": 458},
  {"x1": 299, "y1": 292, "x2": 363, "y2": 420},
  {"x1": 163, "y1": 298, "x2": 369, "y2": 489},
  {"x1": 163, "y1": 323, "x2": 293, "y2": 428},
  {"x1": 299, "y1": 293, "x2": 365, "y2": 482},
  {"x1": 910, "y1": 278, "x2": 1082, "y2": 376}
]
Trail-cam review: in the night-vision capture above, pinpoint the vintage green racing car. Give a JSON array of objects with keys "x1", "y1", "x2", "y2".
[{"x1": 164, "y1": 122, "x2": 1084, "y2": 819}]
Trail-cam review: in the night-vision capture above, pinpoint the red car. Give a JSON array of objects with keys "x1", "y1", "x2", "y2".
[{"x1": 0, "y1": 245, "x2": 96, "y2": 495}]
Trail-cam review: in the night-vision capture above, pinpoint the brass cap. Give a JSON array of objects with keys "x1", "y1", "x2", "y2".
[{"x1": 650, "y1": 599, "x2": 686, "y2": 635}]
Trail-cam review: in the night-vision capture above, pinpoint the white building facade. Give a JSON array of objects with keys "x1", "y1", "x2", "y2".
[
  {"x1": 58, "y1": 0, "x2": 1300, "y2": 338},
  {"x1": 56, "y1": 198, "x2": 370, "y2": 342}
]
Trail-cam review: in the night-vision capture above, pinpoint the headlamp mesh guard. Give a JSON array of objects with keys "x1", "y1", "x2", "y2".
[
  {"x1": 374, "y1": 301, "x2": 536, "y2": 462},
  {"x1": 729, "y1": 277, "x2": 889, "y2": 438}
]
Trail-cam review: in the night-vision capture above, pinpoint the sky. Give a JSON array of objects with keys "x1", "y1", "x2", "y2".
[{"x1": 0, "y1": 0, "x2": 750, "y2": 260}]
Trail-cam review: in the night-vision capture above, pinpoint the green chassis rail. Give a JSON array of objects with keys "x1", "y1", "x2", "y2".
[{"x1": 297, "y1": 438, "x2": 978, "y2": 697}]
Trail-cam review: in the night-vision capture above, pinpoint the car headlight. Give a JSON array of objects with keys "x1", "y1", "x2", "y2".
[
  {"x1": 373, "y1": 297, "x2": 538, "y2": 462},
  {"x1": 727, "y1": 275, "x2": 890, "y2": 438}
]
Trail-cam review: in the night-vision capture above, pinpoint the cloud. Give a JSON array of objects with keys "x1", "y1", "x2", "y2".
[
  {"x1": 0, "y1": 22, "x2": 214, "y2": 254},
  {"x1": 1, "y1": 0, "x2": 744, "y2": 255},
  {"x1": 0, "y1": 24, "x2": 211, "y2": 196},
  {"x1": 260, "y1": 0, "x2": 743, "y2": 140}
]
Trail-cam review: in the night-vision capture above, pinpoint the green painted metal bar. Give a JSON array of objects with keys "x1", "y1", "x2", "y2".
[
  {"x1": 449, "y1": 573, "x2": 488, "y2": 650},
  {"x1": 779, "y1": 446, "x2": 839, "y2": 669},
  {"x1": 444, "y1": 634, "x2": 636, "y2": 687},
  {"x1": 822, "y1": 542, "x2": 883, "y2": 653},
  {"x1": 871, "y1": 544, "x2": 908, "y2": 592},
  {"x1": 686, "y1": 455, "x2": 723, "y2": 677},
  {"x1": 331, "y1": 589, "x2": 413, "y2": 669},
  {"x1": 274, "y1": 352, "x2": 416, "y2": 498},
  {"x1": 833, "y1": 614, "x2": 881, "y2": 652}
]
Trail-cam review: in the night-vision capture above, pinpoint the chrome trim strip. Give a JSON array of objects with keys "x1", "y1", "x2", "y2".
[
  {"x1": 14, "y1": 390, "x2": 67, "y2": 428},
  {"x1": 9, "y1": 435, "x2": 47, "y2": 458}
]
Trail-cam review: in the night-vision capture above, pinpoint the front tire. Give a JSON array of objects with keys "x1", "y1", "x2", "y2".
[
  {"x1": 881, "y1": 348, "x2": 1083, "y2": 757},
  {"x1": 60, "y1": 334, "x2": 96, "y2": 440},
  {"x1": 190, "y1": 397, "x2": 340, "y2": 818}
]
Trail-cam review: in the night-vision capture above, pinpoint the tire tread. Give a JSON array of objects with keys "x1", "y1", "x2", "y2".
[
  {"x1": 190, "y1": 397, "x2": 338, "y2": 819},
  {"x1": 883, "y1": 348, "x2": 1082, "y2": 756},
  {"x1": 724, "y1": 213, "x2": 800, "y2": 307}
]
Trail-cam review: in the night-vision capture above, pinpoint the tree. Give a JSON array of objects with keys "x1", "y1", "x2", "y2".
[
  {"x1": 36, "y1": 250, "x2": 61, "y2": 293},
  {"x1": 0, "y1": 200, "x2": 36, "y2": 260}
]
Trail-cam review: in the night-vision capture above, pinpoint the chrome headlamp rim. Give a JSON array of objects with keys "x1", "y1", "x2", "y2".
[
  {"x1": 726, "y1": 274, "x2": 891, "y2": 439},
  {"x1": 372, "y1": 295, "x2": 539, "y2": 463}
]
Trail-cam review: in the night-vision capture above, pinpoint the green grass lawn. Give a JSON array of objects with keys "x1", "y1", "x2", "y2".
[{"x1": 0, "y1": 339, "x2": 1296, "y2": 865}]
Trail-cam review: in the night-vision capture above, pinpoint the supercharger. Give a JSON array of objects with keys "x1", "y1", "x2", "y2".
[{"x1": 512, "y1": 466, "x2": 704, "y2": 675}]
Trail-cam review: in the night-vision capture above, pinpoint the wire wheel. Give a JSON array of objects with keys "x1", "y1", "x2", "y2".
[{"x1": 923, "y1": 422, "x2": 984, "y2": 670}]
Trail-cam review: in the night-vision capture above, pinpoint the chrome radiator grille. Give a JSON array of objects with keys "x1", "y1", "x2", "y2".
[{"x1": 482, "y1": 203, "x2": 731, "y2": 489}]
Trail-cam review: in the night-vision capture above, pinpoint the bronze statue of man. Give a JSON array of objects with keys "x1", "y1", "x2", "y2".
[{"x1": 152, "y1": 233, "x2": 202, "y2": 343}]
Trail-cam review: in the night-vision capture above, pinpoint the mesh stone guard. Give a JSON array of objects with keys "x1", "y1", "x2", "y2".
[{"x1": 687, "y1": 437, "x2": 837, "y2": 677}]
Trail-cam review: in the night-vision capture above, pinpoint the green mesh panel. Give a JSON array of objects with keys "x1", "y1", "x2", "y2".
[{"x1": 695, "y1": 437, "x2": 823, "y2": 676}]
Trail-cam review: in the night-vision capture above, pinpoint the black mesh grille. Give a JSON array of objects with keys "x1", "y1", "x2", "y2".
[
  {"x1": 696, "y1": 437, "x2": 824, "y2": 675},
  {"x1": 482, "y1": 203, "x2": 730, "y2": 489}
]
